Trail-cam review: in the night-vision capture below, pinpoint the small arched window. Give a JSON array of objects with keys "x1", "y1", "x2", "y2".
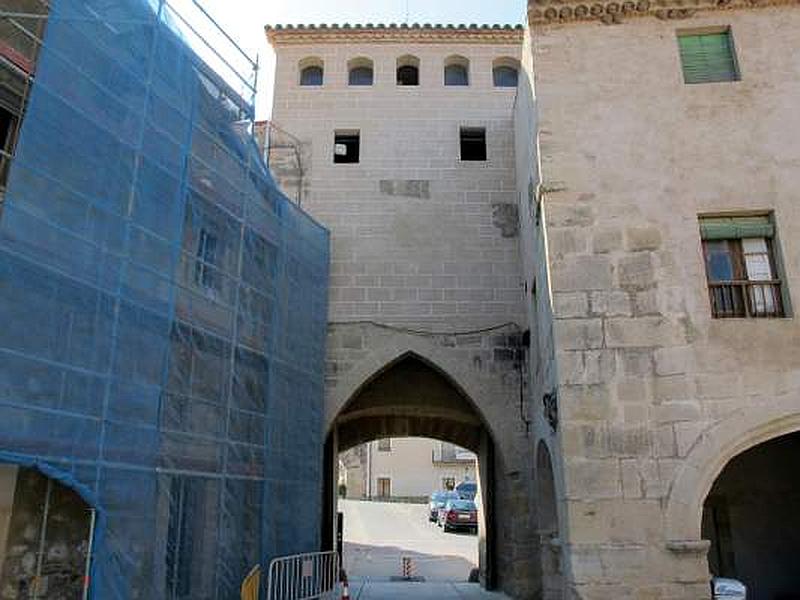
[
  {"x1": 396, "y1": 55, "x2": 420, "y2": 86},
  {"x1": 298, "y1": 57, "x2": 324, "y2": 86},
  {"x1": 444, "y1": 56, "x2": 469, "y2": 86},
  {"x1": 348, "y1": 57, "x2": 374, "y2": 86},
  {"x1": 492, "y1": 58, "x2": 519, "y2": 88}
]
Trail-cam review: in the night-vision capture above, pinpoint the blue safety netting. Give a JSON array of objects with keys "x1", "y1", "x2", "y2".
[{"x1": 0, "y1": 0, "x2": 329, "y2": 598}]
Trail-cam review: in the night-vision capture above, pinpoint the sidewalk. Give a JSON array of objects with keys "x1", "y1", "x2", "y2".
[{"x1": 348, "y1": 579, "x2": 511, "y2": 599}]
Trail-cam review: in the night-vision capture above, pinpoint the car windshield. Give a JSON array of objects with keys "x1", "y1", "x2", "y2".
[{"x1": 447, "y1": 500, "x2": 475, "y2": 510}]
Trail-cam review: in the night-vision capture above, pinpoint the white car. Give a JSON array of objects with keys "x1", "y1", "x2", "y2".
[{"x1": 712, "y1": 577, "x2": 746, "y2": 600}]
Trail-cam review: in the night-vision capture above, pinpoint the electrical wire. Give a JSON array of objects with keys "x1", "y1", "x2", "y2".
[{"x1": 327, "y1": 319, "x2": 522, "y2": 337}]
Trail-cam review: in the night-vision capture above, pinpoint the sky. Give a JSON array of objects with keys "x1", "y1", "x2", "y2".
[{"x1": 191, "y1": 0, "x2": 526, "y2": 118}]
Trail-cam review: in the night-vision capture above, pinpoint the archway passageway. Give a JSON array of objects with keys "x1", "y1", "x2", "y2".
[
  {"x1": 702, "y1": 431, "x2": 800, "y2": 600},
  {"x1": 323, "y1": 354, "x2": 498, "y2": 588},
  {"x1": 0, "y1": 464, "x2": 94, "y2": 599}
]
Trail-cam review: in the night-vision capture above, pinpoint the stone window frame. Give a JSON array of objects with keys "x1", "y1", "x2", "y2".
[
  {"x1": 396, "y1": 54, "x2": 420, "y2": 86},
  {"x1": 492, "y1": 56, "x2": 520, "y2": 88},
  {"x1": 298, "y1": 56, "x2": 324, "y2": 87},
  {"x1": 347, "y1": 56, "x2": 375, "y2": 86},
  {"x1": 444, "y1": 55, "x2": 470, "y2": 87}
]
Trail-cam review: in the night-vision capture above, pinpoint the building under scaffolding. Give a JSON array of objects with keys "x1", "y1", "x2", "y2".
[{"x1": 0, "y1": 1, "x2": 329, "y2": 598}]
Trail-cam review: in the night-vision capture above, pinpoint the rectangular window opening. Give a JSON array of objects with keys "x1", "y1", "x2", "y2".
[
  {"x1": 699, "y1": 214, "x2": 787, "y2": 318},
  {"x1": 460, "y1": 127, "x2": 486, "y2": 162},
  {"x1": 334, "y1": 131, "x2": 360, "y2": 164},
  {"x1": 677, "y1": 28, "x2": 739, "y2": 84},
  {"x1": 194, "y1": 228, "x2": 219, "y2": 291},
  {"x1": 377, "y1": 438, "x2": 391, "y2": 452}
]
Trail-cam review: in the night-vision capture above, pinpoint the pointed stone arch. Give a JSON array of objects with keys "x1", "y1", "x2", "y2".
[{"x1": 323, "y1": 344, "x2": 499, "y2": 588}]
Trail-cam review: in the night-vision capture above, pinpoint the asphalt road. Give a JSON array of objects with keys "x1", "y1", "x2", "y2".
[{"x1": 340, "y1": 499, "x2": 479, "y2": 583}]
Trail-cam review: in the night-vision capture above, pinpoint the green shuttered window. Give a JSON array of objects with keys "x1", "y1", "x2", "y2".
[{"x1": 678, "y1": 30, "x2": 739, "y2": 84}]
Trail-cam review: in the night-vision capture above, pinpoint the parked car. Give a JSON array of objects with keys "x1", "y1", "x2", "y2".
[
  {"x1": 456, "y1": 481, "x2": 477, "y2": 500},
  {"x1": 711, "y1": 577, "x2": 746, "y2": 600},
  {"x1": 438, "y1": 499, "x2": 478, "y2": 533},
  {"x1": 428, "y1": 491, "x2": 459, "y2": 522}
]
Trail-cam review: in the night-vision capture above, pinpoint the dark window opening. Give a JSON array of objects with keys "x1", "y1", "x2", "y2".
[
  {"x1": 300, "y1": 65, "x2": 323, "y2": 86},
  {"x1": 334, "y1": 132, "x2": 360, "y2": 164},
  {"x1": 699, "y1": 215, "x2": 785, "y2": 318},
  {"x1": 194, "y1": 228, "x2": 219, "y2": 290},
  {"x1": 378, "y1": 438, "x2": 391, "y2": 451},
  {"x1": 397, "y1": 65, "x2": 419, "y2": 86},
  {"x1": 460, "y1": 127, "x2": 486, "y2": 161},
  {"x1": 493, "y1": 66, "x2": 518, "y2": 87},
  {"x1": 444, "y1": 64, "x2": 469, "y2": 86},
  {"x1": 348, "y1": 66, "x2": 373, "y2": 86}
]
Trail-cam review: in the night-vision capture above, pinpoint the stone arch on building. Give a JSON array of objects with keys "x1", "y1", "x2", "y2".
[
  {"x1": 700, "y1": 430, "x2": 800, "y2": 598},
  {"x1": 535, "y1": 441, "x2": 563, "y2": 600},
  {"x1": 664, "y1": 400, "x2": 800, "y2": 543},
  {"x1": 322, "y1": 351, "x2": 499, "y2": 588}
]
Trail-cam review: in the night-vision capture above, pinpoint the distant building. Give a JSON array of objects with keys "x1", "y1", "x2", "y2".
[{"x1": 340, "y1": 438, "x2": 476, "y2": 500}]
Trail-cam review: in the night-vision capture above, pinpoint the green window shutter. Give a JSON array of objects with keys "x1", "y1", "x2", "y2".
[
  {"x1": 699, "y1": 216, "x2": 774, "y2": 240},
  {"x1": 678, "y1": 31, "x2": 738, "y2": 84}
]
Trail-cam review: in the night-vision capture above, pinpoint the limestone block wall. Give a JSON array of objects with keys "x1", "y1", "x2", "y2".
[
  {"x1": 527, "y1": 6, "x2": 800, "y2": 599},
  {"x1": 268, "y1": 30, "x2": 540, "y2": 596}
]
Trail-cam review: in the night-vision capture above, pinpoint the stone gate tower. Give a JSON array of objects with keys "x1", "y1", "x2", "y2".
[{"x1": 265, "y1": 23, "x2": 541, "y2": 597}]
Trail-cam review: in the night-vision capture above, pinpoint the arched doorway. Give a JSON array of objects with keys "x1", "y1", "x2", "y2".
[
  {"x1": 0, "y1": 464, "x2": 95, "y2": 599},
  {"x1": 701, "y1": 431, "x2": 800, "y2": 600},
  {"x1": 322, "y1": 353, "x2": 497, "y2": 588},
  {"x1": 536, "y1": 442, "x2": 562, "y2": 600}
]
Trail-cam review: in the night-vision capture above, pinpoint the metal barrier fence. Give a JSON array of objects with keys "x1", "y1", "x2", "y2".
[{"x1": 266, "y1": 551, "x2": 340, "y2": 600}]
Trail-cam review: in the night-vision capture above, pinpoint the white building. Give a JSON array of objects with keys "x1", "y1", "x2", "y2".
[{"x1": 340, "y1": 438, "x2": 476, "y2": 499}]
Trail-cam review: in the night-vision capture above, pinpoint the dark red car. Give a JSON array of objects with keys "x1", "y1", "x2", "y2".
[{"x1": 437, "y1": 499, "x2": 478, "y2": 533}]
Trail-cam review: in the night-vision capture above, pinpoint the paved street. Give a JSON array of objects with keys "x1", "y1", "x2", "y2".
[
  {"x1": 341, "y1": 499, "x2": 479, "y2": 582},
  {"x1": 347, "y1": 580, "x2": 511, "y2": 599}
]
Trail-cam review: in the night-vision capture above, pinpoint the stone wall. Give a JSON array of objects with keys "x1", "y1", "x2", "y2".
[{"x1": 525, "y1": 6, "x2": 800, "y2": 599}]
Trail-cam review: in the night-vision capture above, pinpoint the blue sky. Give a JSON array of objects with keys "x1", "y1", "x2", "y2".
[{"x1": 194, "y1": 0, "x2": 526, "y2": 118}]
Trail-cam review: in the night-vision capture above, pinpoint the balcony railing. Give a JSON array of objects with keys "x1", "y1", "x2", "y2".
[
  {"x1": 708, "y1": 280, "x2": 783, "y2": 319},
  {"x1": 432, "y1": 446, "x2": 476, "y2": 464}
]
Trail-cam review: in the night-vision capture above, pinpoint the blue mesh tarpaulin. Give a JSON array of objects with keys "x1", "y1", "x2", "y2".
[{"x1": 0, "y1": 0, "x2": 329, "y2": 597}]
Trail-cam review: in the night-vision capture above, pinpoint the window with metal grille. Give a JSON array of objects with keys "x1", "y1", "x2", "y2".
[
  {"x1": 460, "y1": 127, "x2": 486, "y2": 161},
  {"x1": 678, "y1": 29, "x2": 739, "y2": 84},
  {"x1": 378, "y1": 438, "x2": 391, "y2": 452},
  {"x1": 699, "y1": 215, "x2": 786, "y2": 318}
]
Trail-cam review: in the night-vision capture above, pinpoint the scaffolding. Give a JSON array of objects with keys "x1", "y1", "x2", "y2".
[{"x1": 0, "y1": 0, "x2": 330, "y2": 598}]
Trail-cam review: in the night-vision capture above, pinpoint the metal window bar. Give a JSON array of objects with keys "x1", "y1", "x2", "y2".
[
  {"x1": 266, "y1": 551, "x2": 339, "y2": 600},
  {"x1": 708, "y1": 280, "x2": 783, "y2": 318}
]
